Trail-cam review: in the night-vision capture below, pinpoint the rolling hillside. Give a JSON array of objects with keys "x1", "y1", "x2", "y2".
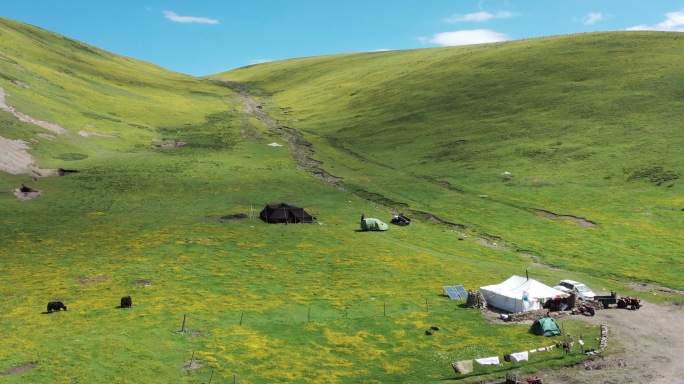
[
  {"x1": 220, "y1": 31, "x2": 684, "y2": 289},
  {"x1": 0, "y1": 16, "x2": 682, "y2": 383}
]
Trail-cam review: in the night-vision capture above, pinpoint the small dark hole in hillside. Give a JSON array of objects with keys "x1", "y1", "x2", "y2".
[{"x1": 58, "y1": 168, "x2": 79, "y2": 176}]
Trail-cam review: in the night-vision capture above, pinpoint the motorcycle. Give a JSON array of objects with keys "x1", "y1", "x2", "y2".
[{"x1": 578, "y1": 303, "x2": 596, "y2": 316}]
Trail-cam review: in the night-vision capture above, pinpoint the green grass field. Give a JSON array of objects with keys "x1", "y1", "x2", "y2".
[{"x1": 0, "y1": 17, "x2": 681, "y2": 383}]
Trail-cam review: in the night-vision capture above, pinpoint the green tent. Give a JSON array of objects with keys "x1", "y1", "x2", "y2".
[
  {"x1": 360, "y1": 218, "x2": 388, "y2": 231},
  {"x1": 530, "y1": 317, "x2": 561, "y2": 337}
]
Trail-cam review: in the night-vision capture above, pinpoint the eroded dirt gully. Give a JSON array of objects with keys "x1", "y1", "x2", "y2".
[
  {"x1": 0, "y1": 87, "x2": 64, "y2": 176},
  {"x1": 227, "y1": 81, "x2": 684, "y2": 384}
]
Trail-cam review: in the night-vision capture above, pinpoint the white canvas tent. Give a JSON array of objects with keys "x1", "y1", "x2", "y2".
[{"x1": 480, "y1": 275, "x2": 568, "y2": 313}]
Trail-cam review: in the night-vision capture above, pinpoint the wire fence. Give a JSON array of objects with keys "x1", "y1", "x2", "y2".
[{"x1": 175, "y1": 295, "x2": 464, "y2": 330}]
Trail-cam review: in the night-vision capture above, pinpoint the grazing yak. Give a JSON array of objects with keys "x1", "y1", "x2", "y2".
[
  {"x1": 120, "y1": 296, "x2": 132, "y2": 308},
  {"x1": 47, "y1": 301, "x2": 67, "y2": 312}
]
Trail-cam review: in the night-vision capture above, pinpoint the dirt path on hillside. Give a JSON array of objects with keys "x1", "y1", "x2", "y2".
[
  {"x1": 0, "y1": 87, "x2": 67, "y2": 134},
  {"x1": 223, "y1": 81, "x2": 343, "y2": 184}
]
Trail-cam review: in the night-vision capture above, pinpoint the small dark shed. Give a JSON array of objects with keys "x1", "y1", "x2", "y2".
[{"x1": 260, "y1": 203, "x2": 313, "y2": 224}]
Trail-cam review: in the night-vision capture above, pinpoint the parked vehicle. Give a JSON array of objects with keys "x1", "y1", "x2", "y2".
[
  {"x1": 594, "y1": 291, "x2": 618, "y2": 308},
  {"x1": 593, "y1": 291, "x2": 642, "y2": 310},
  {"x1": 554, "y1": 279, "x2": 596, "y2": 301},
  {"x1": 617, "y1": 296, "x2": 642, "y2": 310}
]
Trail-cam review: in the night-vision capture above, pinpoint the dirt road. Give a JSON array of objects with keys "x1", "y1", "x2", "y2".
[{"x1": 537, "y1": 300, "x2": 684, "y2": 384}]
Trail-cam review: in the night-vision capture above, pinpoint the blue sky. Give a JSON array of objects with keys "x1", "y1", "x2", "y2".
[{"x1": 2, "y1": 1, "x2": 684, "y2": 76}]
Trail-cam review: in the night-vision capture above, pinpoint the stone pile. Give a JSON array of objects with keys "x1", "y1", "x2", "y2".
[
  {"x1": 466, "y1": 290, "x2": 487, "y2": 309},
  {"x1": 451, "y1": 360, "x2": 473, "y2": 374},
  {"x1": 508, "y1": 309, "x2": 549, "y2": 322},
  {"x1": 584, "y1": 323, "x2": 608, "y2": 355}
]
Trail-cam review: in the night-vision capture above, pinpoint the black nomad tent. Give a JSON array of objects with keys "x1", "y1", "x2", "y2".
[{"x1": 260, "y1": 203, "x2": 313, "y2": 224}]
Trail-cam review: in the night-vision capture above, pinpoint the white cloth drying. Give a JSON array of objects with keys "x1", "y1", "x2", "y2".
[
  {"x1": 475, "y1": 356, "x2": 500, "y2": 366},
  {"x1": 510, "y1": 351, "x2": 529, "y2": 362}
]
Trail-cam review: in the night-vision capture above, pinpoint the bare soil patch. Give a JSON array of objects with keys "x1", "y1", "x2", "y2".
[
  {"x1": 538, "y1": 210, "x2": 596, "y2": 227},
  {"x1": 78, "y1": 130, "x2": 118, "y2": 138},
  {"x1": 151, "y1": 139, "x2": 188, "y2": 148},
  {"x1": 221, "y1": 213, "x2": 249, "y2": 221},
  {"x1": 132, "y1": 279, "x2": 152, "y2": 286},
  {"x1": 181, "y1": 359, "x2": 202, "y2": 372},
  {"x1": 1, "y1": 137, "x2": 36, "y2": 175},
  {"x1": 78, "y1": 275, "x2": 107, "y2": 284},
  {"x1": 13, "y1": 186, "x2": 43, "y2": 201},
  {"x1": 477, "y1": 237, "x2": 506, "y2": 249},
  {"x1": 3, "y1": 362, "x2": 38, "y2": 376}
]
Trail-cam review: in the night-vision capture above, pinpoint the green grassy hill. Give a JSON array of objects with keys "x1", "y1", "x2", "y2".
[
  {"x1": 220, "y1": 31, "x2": 684, "y2": 288},
  {"x1": 0, "y1": 16, "x2": 681, "y2": 383}
]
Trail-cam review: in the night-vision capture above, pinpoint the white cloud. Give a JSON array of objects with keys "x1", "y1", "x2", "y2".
[
  {"x1": 445, "y1": 11, "x2": 513, "y2": 23},
  {"x1": 420, "y1": 29, "x2": 510, "y2": 46},
  {"x1": 163, "y1": 11, "x2": 219, "y2": 25},
  {"x1": 627, "y1": 9, "x2": 684, "y2": 31},
  {"x1": 583, "y1": 12, "x2": 606, "y2": 25}
]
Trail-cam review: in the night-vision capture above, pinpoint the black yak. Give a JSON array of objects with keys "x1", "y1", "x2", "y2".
[
  {"x1": 47, "y1": 301, "x2": 67, "y2": 312},
  {"x1": 120, "y1": 296, "x2": 132, "y2": 308}
]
